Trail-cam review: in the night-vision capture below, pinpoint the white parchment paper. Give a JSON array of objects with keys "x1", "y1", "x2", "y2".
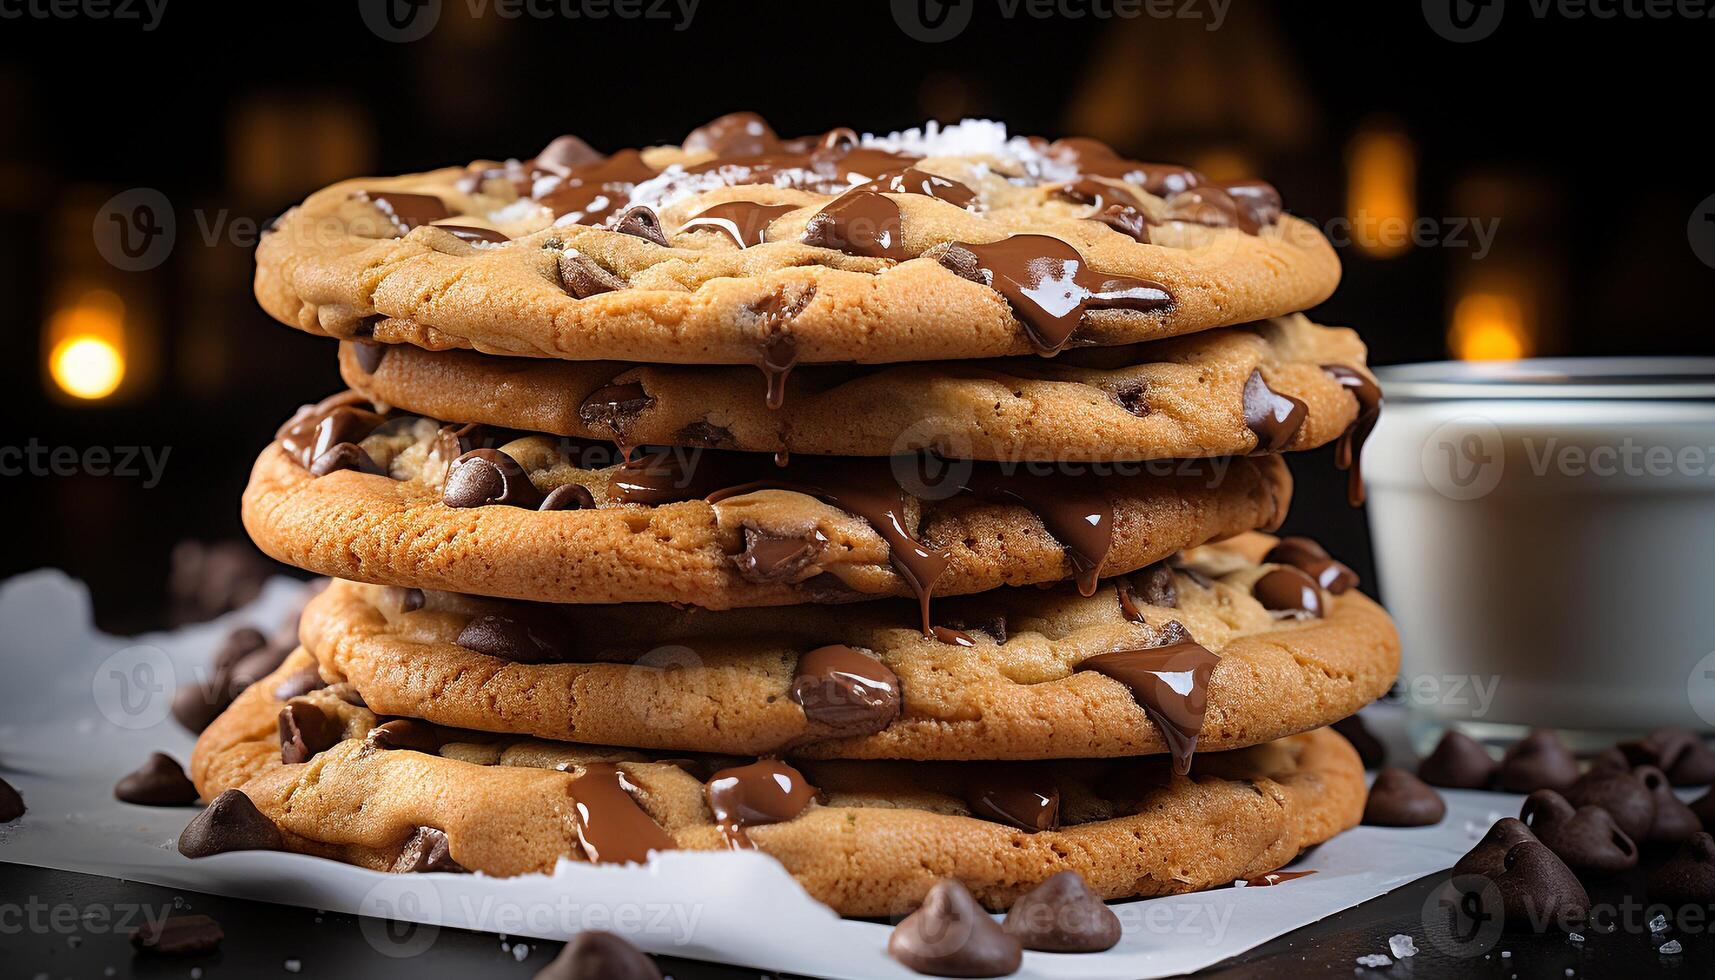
[{"x1": 0, "y1": 570, "x2": 1507, "y2": 978}]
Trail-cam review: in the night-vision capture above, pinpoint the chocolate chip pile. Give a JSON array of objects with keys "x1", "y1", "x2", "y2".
[{"x1": 141, "y1": 113, "x2": 1406, "y2": 979}]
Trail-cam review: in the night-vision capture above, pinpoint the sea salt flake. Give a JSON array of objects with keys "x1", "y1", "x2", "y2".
[
  {"x1": 1355, "y1": 953, "x2": 1392, "y2": 967},
  {"x1": 1388, "y1": 934, "x2": 1417, "y2": 958},
  {"x1": 1649, "y1": 914, "x2": 1668, "y2": 933},
  {"x1": 1567, "y1": 932, "x2": 1584, "y2": 943},
  {"x1": 1661, "y1": 940, "x2": 1683, "y2": 954},
  {"x1": 284, "y1": 960, "x2": 301, "y2": 973}
]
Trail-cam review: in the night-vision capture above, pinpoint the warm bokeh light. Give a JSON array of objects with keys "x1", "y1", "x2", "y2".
[
  {"x1": 46, "y1": 289, "x2": 128, "y2": 400},
  {"x1": 1450, "y1": 291, "x2": 1532, "y2": 361},
  {"x1": 1345, "y1": 123, "x2": 1416, "y2": 258}
]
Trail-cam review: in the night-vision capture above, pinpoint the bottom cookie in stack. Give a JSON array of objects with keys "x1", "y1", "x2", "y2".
[{"x1": 188, "y1": 648, "x2": 1365, "y2": 916}]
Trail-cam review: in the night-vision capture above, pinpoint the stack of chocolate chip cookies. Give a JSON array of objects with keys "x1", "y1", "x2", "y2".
[{"x1": 187, "y1": 113, "x2": 1399, "y2": 969}]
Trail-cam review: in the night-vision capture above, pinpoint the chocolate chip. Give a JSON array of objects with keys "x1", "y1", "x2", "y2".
[
  {"x1": 1332, "y1": 713, "x2": 1386, "y2": 769},
  {"x1": 1497, "y1": 729, "x2": 1579, "y2": 794},
  {"x1": 271, "y1": 664, "x2": 327, "y2": 701},
  {"x1": 735, "y1": 528, "x2": 825, "y2": 583},
  {"x1": 1001, "y1": 871, "x2": 1121, "y2": 953},
  {"x1": 367, "y1": 718, "x2": 440, "y2": 753},
  {"x1": 1454, "y1": 817, "x2": 1538, "y2": 879},
  {"x1": 1650, "y1": 832, "x2": 1715, "y2": 908},
  {"x1": 178, "y1": 789, "x2": 283, "y2": 858},
  {"x1": 383, "y1": 586, "x2": 426, "y2": 613},
  {"x1": 1638, "y1": 765, "x2": 1703, "y2": 846},
  {"x1": 674, "y1": 420, "x2": 734, "y2": 447},
  {"x1": 1694, "y1": 785, "x2": 1715, "y2": 830},
  {"x1": 1490, "y1": 839, "x2": 1590, "y2": 931},
  {"x1": 352, "y1": 341, "x2": 387, "y2": 375},
  {"x1": 308, "y1": 442, "x2": 384, "y2": 477},
  {"x1": 131, "y1": 914, "x2": 224, "y2": 955},
  {"x1": 1094, "y1": 203, "x2": 1152, "y2": 242},
  {"x1": 392, "y1": 826, "x2": 468, "y2": 874},
  {"x1": 1565, "y1": 768, "x2": 1655, "y2": 843},
  {"x1": 965, "y1": 770, "x2": 1060, "y2": 832},
  {"x1": 789, "y1": 644, "x2": 901, "y2": 738},
  {"x1": 1108, "y1": 379, "x2": 1149, "y2": 417},
  {"x1": 1264, "y1": 536, "x2": 1359, "y2": 594},
  {"x1": 579, "y1": 381, "x2": 655, "y2": 432},
  {"x1": 213, "y1": 626, "x2": 268, "y2": 673},
  {"x1": 1520, "y1": 789, "x2": 1639, "y2": 876},
  {"x1": 1417, "y1": 730, "x2": 1497, "y2": 789},
  {"x1": 534, "y1": 134, "x2": 604, "y2": 175},
  {"x1": 114, "y1": 752, "x2": 200, "y2": 807},
  {"x1": 1362, "y1": 768, "x2": 1445, "y2": 827},
  {"x1": 888, "y1": 878, "x2": 1022, "y2": 978},
  {"x1": 611, "y1": 206, "x2": 669, "y2": 246},
  {"x1": 0, "y1": 777, "x2": 23, "y2": 822},
  {"x1": 1586, "y1": 746, "x2": 1631, "y2": 774},
  {"x1": 1242, "y1": 368, "x2": 1307, "y2": 454},
  {"x1": 227, "y1": 643, "x2": 294, "y2": 698},
  {"x1": 534, "y1": 930, "x2": 662, "y2": 980},
  {"x1": 540, "y1": 484, "x2": 596, "y2": 511},
  {"x1": 171, "y1": 681, "x2": 231, "y2": 734},
  {"x1": 1252, "y1": 566, "x2": 1323, "y2": 617},
  {"x1": 279, "y1": 701, "x2": 341, "y2": 765},
  {"x1": 1622, "y1": 728, "x2": 1715, "y2": 786},
  {"x1": 443, "y1": 448, "x2": 546, "y2": 509},
  {"x1": 455, "y1": 608, "x2": 575, "y2": 664},
  {"x1": 558, "y1": 249, "x2": 627, "y2": 298}
]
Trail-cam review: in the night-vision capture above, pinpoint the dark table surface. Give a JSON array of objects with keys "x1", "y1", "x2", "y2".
[{"x1": 4, "y1": 859, "x2": 1706, "y2": 979}]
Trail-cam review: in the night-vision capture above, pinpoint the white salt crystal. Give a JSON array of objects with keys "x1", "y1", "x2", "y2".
[{"x1": 1388, "y1": 934, "x2": 1417, "y2": 958}]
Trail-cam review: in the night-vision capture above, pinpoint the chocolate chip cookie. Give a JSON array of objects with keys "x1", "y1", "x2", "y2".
[
  {"x1": 255, "y1": 114, "x2": 1340, "y2": 367},
  {"x1": 241, "y1": 395, "x2": 1291, "y2": 610},
  {"x1": 294, "y1": 533, "x2": 1397, "y2": 763},
  {"x1": 340, "y1": 314, "x2": 1374, "y2": 464},
  {"x1": 190, "y1": 649, "x2": 1364, "y2": 917}
]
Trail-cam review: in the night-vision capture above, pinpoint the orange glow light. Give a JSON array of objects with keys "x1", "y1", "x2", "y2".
[
  {"x1": 1450, "y1": 291, "x2": 1531, "y2": 361},
  {"x1": 46, "y1": 289, "x2": 127, "y2": 400},
  {"x1": 1345, "y1": 124, "x2": 1416, "y2": 259}
]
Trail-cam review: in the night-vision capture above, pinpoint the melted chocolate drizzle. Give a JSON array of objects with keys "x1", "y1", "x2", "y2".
[
  {"x1": 536, "y1": 149, "x2": 657, "y2": 225},
  {"x1": 567, "y1": 762, "x2": 676, "y2": 864},
  {"x1": 704, "y1": 759, "x2": 817, "y2": 850},
  {"x1": 852, "y1": 167, "x2": 977, "y2": 208},
  {"x1": 1075, "y1": 638, "x2": 1219, "y2": 774},
  {"x1": 680, "y1": 201, "x2": 800, "y2": 249},
  {"x1": 938, "y1": 234, "x2": 1173, "y2": 355},
  {"x1": 1321, "y1": 365, "x2": 1383, "y2": 506},
  {"x1": 802, "y1": 191, "x2": 905, "y2": 260},
  {"x1": 1242, "y1": 369, "x2": 1308, "y2": 453}
]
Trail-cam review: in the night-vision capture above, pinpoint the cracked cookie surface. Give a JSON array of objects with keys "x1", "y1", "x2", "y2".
[
  {"x1": 295, "y1": 533, "x2": 1398, "y2": 761},
  {"x1": 342, "y1": 314, "x2": 1372, "y2": 463},
  {"x1": 190, "y1": 649, "x2": 1364, "y2": 916},
  {"x1": 241, "y1": 396, "x2": 1291, "y2": 609},
  {"x1": 256, "y1": 117, "x2": 1340, "y2": 366}
]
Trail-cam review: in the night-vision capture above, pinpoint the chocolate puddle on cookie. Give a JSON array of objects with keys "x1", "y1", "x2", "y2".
[
  {"x1": 704, "y1": 758, "x2": 818, "y2": 850},
  {"x1": 567, "y1": 762, "x2": 676, "y2": 864},
  {"x1": 1075, "y1": 630, "x2": 1219, "y2": 775}
]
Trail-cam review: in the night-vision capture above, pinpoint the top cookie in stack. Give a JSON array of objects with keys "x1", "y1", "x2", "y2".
[{"x1": 211, "y1": 113, "x2": 1396, "y2": 928}]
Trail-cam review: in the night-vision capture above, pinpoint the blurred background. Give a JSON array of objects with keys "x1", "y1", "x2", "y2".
[{"x1": 0, "y1": 0, "x2": 1708, "y2": 629}]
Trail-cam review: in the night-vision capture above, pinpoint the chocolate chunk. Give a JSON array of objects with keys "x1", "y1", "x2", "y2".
[
  {"x1": 540, "y1": 484, "x2": 596, "y2": 511},
  {"x1": 853, "y1": 167, "x2": 976, "y2": 208},
  {"x1": 1001, "y1": 870, "x2": 1121, "y2": 953},
  {"x1": 130, "y1": 914, "x2": 224, "y2": 955},
  {"x1": 1109, "y1": 379, "x2": 1149, "y2": 417},
  {"x1": 168, "y1": 540, "x2": 271, "y2": 625},
  {"x1": 227, "y1": 642, "x2": 294, "y2": 698},
  {"x1": 610, "y1": 205, "x2": 669, "y2": 246},
  {"x1": 964, "y1": 770, "x2": 1060, "y2": 832},
  {"x1": 1519, "y1": 789, "x2": 1638, "y2": 876},
  {"x1": 115, "y1": 752, "x2": 200, "y2": 807},
  {"x1": 1454, "y1": 817, "x2": 1538, "y2": 879},
  {"x1": 308, "y1": 441, "x2": 384, "y2": 477},
  {"x1": 1264, "y1": 536, "x2": 1359, "y2": 594},
  {"x1": 1417, "y1": 730, "x2": 1497, "y2": 789},
  {"x1": 0, "y1": 777, "x2": 23, "y2": 822},
  {"x1": 566, "y1": 762, "x2": 677, "y2": 864},
  {"x1": 534, "y1": 930, "x2": 662, "y2": 980},
  {"x1": 683, "y1": 111, "x2": 780, "y2": 158},
  {"x1": 675, "y1": 420, "x2": 734, "y2": 447},
  {"x1": 171, "y1": 681, "x2": 231, "y2": 735},
  {"x1": 802, "y1": 191, "x2": 905, "y2": 260},
  {"x1": 1075, "y1": 640, "x2": 1217, "y2": 775},
  {"x1": 366, "y1": 718, "x2": 440, "y2": 753},
  {"x1": 1694, "y1": 785, "x2": 1715, "y2": 830},
  {"x1": 534, "y1": 134, "x2": 604, "y2": 175},
  {"x1": 444, "y1": 448, "x2": 546, "y2": 509},
  {"x1": 392, "y1": 826, "x2": 468, "y2": 874},
  {"x1": 789, "y1": 644, "x2": 902, "y2": 738},
  {"x1": 1497, "y1": 729, "x2": 1579, "y2": 794},
  {"x1": 436, "y1": 224, "x2": 508, "y2": 244},
  {"x1": 1242, "y1": 368, "x2": 1308, "y2": 453},
  {"x1": 558, "y1": 249, "x2": 627, "y2": 298},
  {"x1": 1622, "y1": 728, "x2": 1715, "y2": 786},
  {"x1": 272, "y1": 664, "x2": 327, "y2": 701},
  {"x1": 1490, "y1": 839, "x2": 1590, "y2": 931},
  {"x1": 580, "y1": 381, "x2": 655, "y2": 431},
  {"x1": 279, "y1": 702, "x2": 341, "y2": 765},
  {"x1": 1650, "y1": 832, "x2": 1715, "y2": 909},
  {"x1": 1637, "y1": 765, "x2": 1703, "y2": 845},
  {"x1": 1332, "y1": 713, "x2": 1386, "y2": 769},
  {"x1": 888, "y1": 878, "x2": 1022, "y2": 978},
  {"x1": 1252, "y1": 566, "x2": 1323, "y2": 617},
  {"x1": 178, "y1": 789, "x2": 283, "y2": 857},
  {"x1": 1362, "y1": 767, "x2": 1446, "y2": 827},
  {"x1": 705, "y1": 759, "x2": 817, "y2": 848},
  {"x1": 352, "y1": 190, "x2": 448, "y2": 234},
  {"x1": 1094, "y1": 203, "x2": 1153, "y2": 243},
  {"x1": 213, "y1": 626, "x2": 268, "y2": 673},
  {"x1": 735, "y1": 528, "x2": 825, "y2": 583},
  {"x1": 1565, "y1": 768, "x2": 1656, "y2": 843},
  {"x1": 681, "y1": 201, "x2": 798, "y2": 249},
  {"x1": 455, "y1": 608, "x2": 575, "y2": 664},
  {"x1": 351, "y1": 341, "x2": 387, "y2": 375}
]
